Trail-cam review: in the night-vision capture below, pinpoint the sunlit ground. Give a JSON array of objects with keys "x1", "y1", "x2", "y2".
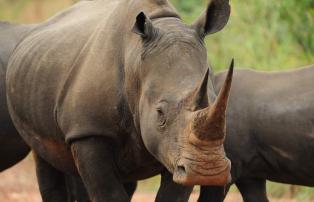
[{"x1": 0, "y1": 154, "x2": 300, "y2": 202}]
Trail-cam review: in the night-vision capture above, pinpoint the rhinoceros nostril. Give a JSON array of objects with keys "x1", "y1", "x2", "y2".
[{"x1": 177, "y1": 165, "x2": 186, "y2": 175}]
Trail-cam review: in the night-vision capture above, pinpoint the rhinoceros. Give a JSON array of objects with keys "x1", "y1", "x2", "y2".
[
  {"x1": 0, "y1": 21, "x2": 234, "y2": 202},
  {"x1": 198, "y1": 65, "x2": 314, "y2": 202},
  {"x1": 0, "y1": 22, "x2": 35, "y2": 171},
  {"x1": 7, "y1": 0, "x2": 234, "y2": 201}
]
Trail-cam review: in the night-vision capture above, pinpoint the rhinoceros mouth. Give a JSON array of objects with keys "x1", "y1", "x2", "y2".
[{"x1": 172, "y1": 158, "x2": 231, "y2": 186}]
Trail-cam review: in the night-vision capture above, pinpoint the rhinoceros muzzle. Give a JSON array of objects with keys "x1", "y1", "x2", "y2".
[{"x1": 173, "y1": 143, "x2": 231, "y2": 186}]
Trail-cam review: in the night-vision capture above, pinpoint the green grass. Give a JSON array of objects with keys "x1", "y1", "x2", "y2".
[
  {"x1": 294, "y1": 186, "x2": 314, "y2": 202},
  {"x1": 137, "y1": 175, "x2": 161, "y2": 192},
  {"x1": 136, "y1": 177, "x2": 314, "y2": 201},
  {"x1": 266, "y1": 182, "x2": 314, "y2": 201},
  {"x1": 267, "y1": 182, "x2": 291, "y2": 198}
]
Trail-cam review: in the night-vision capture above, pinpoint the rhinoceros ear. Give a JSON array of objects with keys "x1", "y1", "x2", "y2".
[
  {"x1": 192, "y1": 0, "x2": 231, "y2": 37},
  {"x1": 132, "y1": 12, "x2": 155, "y2": 39}
]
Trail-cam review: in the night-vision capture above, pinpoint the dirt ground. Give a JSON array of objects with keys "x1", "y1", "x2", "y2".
[{"x1": 0, "y1": 155, "x2": 294, "y2": 202}]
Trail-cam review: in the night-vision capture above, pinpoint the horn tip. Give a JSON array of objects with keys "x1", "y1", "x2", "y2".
[
  {"x1": 230, "y1": 58, "x2": 234, "y2": 72},
  {"x1": 226, "y1": 58, "x2": 234, "y2": 82}
]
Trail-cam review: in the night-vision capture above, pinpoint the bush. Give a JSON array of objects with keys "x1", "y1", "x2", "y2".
[{"x1": 171, "y1": 0, "x2": 314, "y2": 71}]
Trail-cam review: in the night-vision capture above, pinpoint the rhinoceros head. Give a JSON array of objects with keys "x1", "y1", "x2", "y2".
[{"x1": 129, "y1": 0, "x2": 232, "y2": 186}]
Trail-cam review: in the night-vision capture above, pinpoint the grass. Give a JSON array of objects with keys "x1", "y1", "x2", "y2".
[{"x1": 137, "y1": 176, "x2": 161, "y2": 193}]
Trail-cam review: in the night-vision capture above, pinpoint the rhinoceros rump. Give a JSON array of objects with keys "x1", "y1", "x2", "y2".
[
  {"x1": 0, "y1": 22, "x2": 93, "y2": 201},
  {"x1": 0, "y1": 22, "x2": 34, "y2": 171},
  {"x1": 7, "y1": 0, "x2": 233, "y2": 201}
]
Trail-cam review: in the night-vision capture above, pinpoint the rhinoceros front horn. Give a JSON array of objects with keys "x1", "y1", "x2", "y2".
[{"x1": 192, "y1": 59, "x2": 234, "y2": 141}]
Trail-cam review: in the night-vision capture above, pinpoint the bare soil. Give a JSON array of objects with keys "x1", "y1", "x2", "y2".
[{"x1": 0, "y1": 155, "x2": 294, "y2": 202}]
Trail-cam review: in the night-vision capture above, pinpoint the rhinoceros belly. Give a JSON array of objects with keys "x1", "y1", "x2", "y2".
[{"x1": 248, "y1": 133, "x2": 314, "y2": 186}]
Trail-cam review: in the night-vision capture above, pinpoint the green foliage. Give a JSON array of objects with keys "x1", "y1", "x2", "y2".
[
  {"x1": 171, "y1": 0, "x2": 204, "y2": 20},
  {"x1": 0, "y1": 0, "x2": 31, "y2": 19},
  {"x1": 1, "y1": 0, "x2": 312, "y2": 71},
  {"x1": 171, "y1": 0, "x2": 314, "y2": 71}
]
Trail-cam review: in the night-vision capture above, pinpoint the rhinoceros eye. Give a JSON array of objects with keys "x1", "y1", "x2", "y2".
[
  {"x1": 156, "y1": 103, "x2": 167, "y2": 128},
  {"x1": 156, "y1": 107, "x2": 167, "y2": 128}
]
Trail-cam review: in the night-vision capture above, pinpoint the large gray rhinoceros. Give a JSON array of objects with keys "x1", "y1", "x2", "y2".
[
  {"x1": 0, "y1": 22, "x2": 34, "y2": 171},
  {"x1": 7, "y1": 0, "x2": 234, "y2": 201},
  {"x1": 199, "y1": 65, "x2": 314, "y2": 202}
]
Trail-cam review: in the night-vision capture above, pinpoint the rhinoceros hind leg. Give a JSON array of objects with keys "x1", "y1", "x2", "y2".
[
  {"x1": 0, "y1": 136, "x2": 30, "y2": 172},
  {"x1": 33, "y1": 152, "x2": 67, "y2": 202},
  {"x1": 65, "y1": 174, "x2": 90, "y2": 202},
  {"x1": 236, "y1": 178, "x2": 269, "y2": 202},
  {"x1": 71, "y1": 137, "x2": 129, "y2": 202}
]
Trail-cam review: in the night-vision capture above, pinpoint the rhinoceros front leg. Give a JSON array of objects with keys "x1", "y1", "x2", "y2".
[
  {"x1": 65, "y1": 177, "x2": 135, "y2": 201},
  {"x1": 197, "y1": 185, "x2": 229, "y2": 202},
  {"x1": 33, "y1": 152, "x2": 68, "y2": 202},
  {"x1": 65, "y1": 174, "x2": 90, "y2": 202},
  {"x1": 155, "y1": 170, "x2": 193, "y2": 202},
  {"x1": 71, "y1": 137, "x2": 129, "y2": 202}
]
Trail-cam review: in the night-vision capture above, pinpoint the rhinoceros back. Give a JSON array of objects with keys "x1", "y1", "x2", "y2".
[
  {"x1": 215, "y1": 66, "x2": 314, "y2": 185},
  {"x1": 7, "y1": 1, "x2": 120, "y2": 139}
]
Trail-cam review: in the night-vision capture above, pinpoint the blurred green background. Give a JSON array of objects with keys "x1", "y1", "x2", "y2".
[{"x1": 0, "y1": 0, "x2": 313, "y2": 201}]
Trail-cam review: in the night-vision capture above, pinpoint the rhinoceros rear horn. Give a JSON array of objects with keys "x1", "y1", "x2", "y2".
[
  {"x1": 192, "y1": 59, "x2": 234, "y2": 141},
  {"x1": 187, "y1": 68, "x2": 210, "y2": 111},
  {"x1": 132, "y1": 12, "x2": 156, "y2": 39},
  {"x1": 192, "y1": 0, "x2": 231, "y2": 37}
]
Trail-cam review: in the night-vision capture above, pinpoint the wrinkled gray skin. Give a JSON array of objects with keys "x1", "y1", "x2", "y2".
[
  {"x1": 0, "y1": 22, "x2": 34, "y2": 171},
  {"x1": 7, "y1": 0, "x2": 233, "y2": 201},
  {"x1": 199, "y1": 65, "x2": 314, "y2": 202}
]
